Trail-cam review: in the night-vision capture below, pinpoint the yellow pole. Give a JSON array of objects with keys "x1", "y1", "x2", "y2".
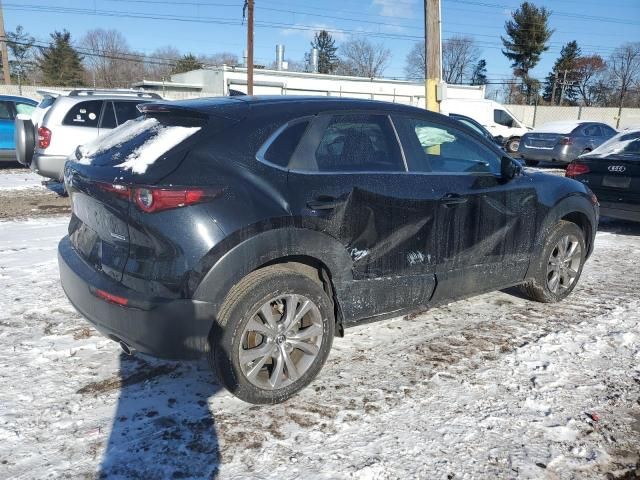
[{"x1": 424, "y1": 0, "x2": 441, "y2": 113}]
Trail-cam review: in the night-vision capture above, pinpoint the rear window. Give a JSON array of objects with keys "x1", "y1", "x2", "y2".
[
  {"x1": 38, "y1": 96, "x2": 57, "y2": 109},
  {"x1": 76, "y1": 116, "x2": 203, "y2": 174},
  {"x1": 63, "y1": 100, "x2": 103, "y2": 127}
]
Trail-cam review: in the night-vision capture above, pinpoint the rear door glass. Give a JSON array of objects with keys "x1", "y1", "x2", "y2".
[
  {"x1": 0, "y1": 101, "x2": 13, "y2": 119},
  {"x1": 99, "y1": 102, "x2": 117, "y2": 129},
  {"x1": 16, "y1": 103, "x2": 36, "y2": 116},
  {"x1": 114, "y1": 101, "x2": 143, "y2": 126},
  {"x1": 63, "y1": 100, "x2": 103, "y2": 127}
]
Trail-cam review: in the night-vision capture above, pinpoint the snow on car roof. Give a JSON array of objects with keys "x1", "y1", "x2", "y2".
[{"x1": 530, "y1": 121, "x2": 591, "y2": 134}]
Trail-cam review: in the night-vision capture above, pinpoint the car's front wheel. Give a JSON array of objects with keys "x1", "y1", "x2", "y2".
[
  {"x1": 521, "y1": 220, "x2": 586, "y2": 303},
  {"x1": 210, "y1": 265, "x2": 335, "y2": 404},
  {"x1": 506, "y1": 137, "x2": 521, "y2": 153}
]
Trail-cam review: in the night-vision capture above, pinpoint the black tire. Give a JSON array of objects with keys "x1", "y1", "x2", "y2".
[
  {"x1": 524, "y1": 159, "x2": 540, "y2": 167},
  {"x1": 209, "y1": 265, "x2": 335, "y2": 404},
  {"x1": 521, "y1": 220, "x2": 586, "y2": 303},
  {"x1": 506, "y1": 137, "x2": 521, "y2": 153},
  {"x1": 14, "y1": 118, "x2": 35, "y2": 167}
]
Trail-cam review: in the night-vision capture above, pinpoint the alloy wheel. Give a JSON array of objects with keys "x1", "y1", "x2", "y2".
[
  {"x1": 546, "y1": 234, "x2": 582, "y2": 294},
  {"x1": 239, "y1": 294, "x2": 323, "y2": 390}
]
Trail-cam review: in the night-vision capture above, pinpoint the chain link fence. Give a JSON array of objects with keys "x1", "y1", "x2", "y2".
[{"x1": 507, "y1": 104, "x2": 640, "y2": 130}]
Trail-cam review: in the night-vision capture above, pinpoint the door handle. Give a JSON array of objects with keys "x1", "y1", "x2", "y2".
[
  {"x1": 441, "y1": 193, "x2": 468, "y2": 207},
  {"x1": 307, "y1": 197, "x2": 344, "y2": 210}
]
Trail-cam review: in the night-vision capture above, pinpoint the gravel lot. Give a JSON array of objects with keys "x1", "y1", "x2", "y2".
[{"x1": 0, "y1": 167, "x2": 638, "y2": 480}]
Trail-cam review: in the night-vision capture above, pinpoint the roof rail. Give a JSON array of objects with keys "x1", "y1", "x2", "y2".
[{"x1": 67, "y1": 89, "x2": 162, "y2": 99}]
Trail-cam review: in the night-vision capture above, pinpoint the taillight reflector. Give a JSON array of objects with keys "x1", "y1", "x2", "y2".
[
  {"x1": 94, "y1": 288, "x2": 129, "y2": 306},
  {"x1": 566, "y1": 162, "x2": 590, "y2": 178},
  {"x1": 38, "y1": 127, "x2": 52, "y2": 149}
]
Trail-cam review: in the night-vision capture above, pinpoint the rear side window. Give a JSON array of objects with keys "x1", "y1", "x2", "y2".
[
  {"x1": 263, "y1": 121, "x2": 309, "y2": 167},
  {"x1": 114, "y1": 101, "x2": 143, "y2": 125},
  {"x1": 313, "y1": 114, "x2": 404, "y2": 172},
  {"x1": 0, "y1": 101, "x2": 13, "y2": 119},
  {"x1": 581, "y1": 124, "x2": 602, "y2": 137},
  {"x1": 100, "y1": 102, "x2": 117, "y2": 129},
  {"x1": 63, "y1": 100, "x2": 103, "y2": 127}
]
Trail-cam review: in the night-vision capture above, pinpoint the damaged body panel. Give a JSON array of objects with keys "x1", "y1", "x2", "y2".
[{"x1": 58, "y1": 96, "x2": 598, "y2": 366}]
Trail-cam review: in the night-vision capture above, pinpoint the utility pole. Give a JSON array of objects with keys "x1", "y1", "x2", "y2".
[
  {"x1": 559, "y1": 69, "x2": 569, "y2": 106},
  {"x1": 550, "y1": 71, "x2": 558, "y2": 105},
  {"x1": 245, "y1": 0, "x2": 254, "y2": 95},
  {"x1": 424, "y1": 0, "x2": 441, "y2": 112},
  {"x1": 0, "y1": 0, "x2": 11, "y2": 86}
]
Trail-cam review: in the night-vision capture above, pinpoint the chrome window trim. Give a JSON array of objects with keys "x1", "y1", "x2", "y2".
[{"x1": 255, "y1": 117, "x2": 313, "y2": 172}]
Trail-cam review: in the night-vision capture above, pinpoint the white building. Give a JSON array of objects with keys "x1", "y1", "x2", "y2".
[{"x1": 132, "y1": 66, "x2": 486, "y2": 108}]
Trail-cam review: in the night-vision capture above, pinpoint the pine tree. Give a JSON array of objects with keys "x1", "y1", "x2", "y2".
[
  {"x1": 311, "y1": 30, "x2": 338, "y2": 74},
  {"x1": 38, "y1": 30, "x2": 85, "y2": 86},
  {"x1": 542, "y1": 41, "x2": 582, "y2": 105},
  {"x1": 501, "y1": 2, "x2": 553, "y2": 103},
  {"x1": 7, "y1": 25, "x2": 36, "y2": 85},
  {"x1": 171, "y1": 54, "x2": 203, "y2": 74},
  {"x1": 470, "y1": 59, "x2": 488, "y2": 85}
]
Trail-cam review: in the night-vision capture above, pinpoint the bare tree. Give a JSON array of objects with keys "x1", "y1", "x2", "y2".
[
  {"x1": 200, "y1": 52, "x2": 239, "y2": 66},
  {"x1": 404, "y1": 41, "x2": 426, "y2": 80},
  {"x1": 80, "y1": 29, "x2": 144, "y2": 88},
  {"x1": 442, "y1": 36, "x2": 480, "y2": 84},
  {"x1": 144, "y1": 46, "x2": 180, "y2": 81},
  {"x1": 573, "y1": 55, "x2": 606, "y2": 106},
  {"x1": 338, "y1": 38, "x2": 391, "y2": 78},
  {"x1": 608, "y1": 42, "x2": 640, "y2": 109},
  {"x1": 404, "y1": 37, "x2": 480, "y2": 83}
]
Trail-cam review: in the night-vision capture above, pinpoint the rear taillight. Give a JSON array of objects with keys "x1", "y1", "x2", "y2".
[
  {"x1": 559, "y1": 137, "x2": 573, "y2": 146},
  {"x1": 38, "y1": 127, "x2": 51, "y2": 149},
  {"x1": 95, "y1": 183, "x2": 221, "y2": 212},
  {"x1": 134, "y1": 187, "x2": 219, "y2": 213},
  {"x1": 566, "y1": 162, "x2": 590, "y2": 178},
  {"x1": 94, "y1": 288, "x2": 128, "y2": 306}
]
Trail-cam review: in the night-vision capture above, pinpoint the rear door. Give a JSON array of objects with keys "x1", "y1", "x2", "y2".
[
  {"x1": 283, "y1": 112, "x2": 440, "y2": 322},
  {"x1": 0, "y1": 100, "x2": 15, "y2": 151},
  {"x1": 393, "y1": 114, "x2": 538, "y2": 301}
]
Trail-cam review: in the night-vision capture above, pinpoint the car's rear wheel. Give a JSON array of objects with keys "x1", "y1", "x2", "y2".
[
  {"x1": 524, "y1": 159, "x2": 540, "y2": 167},
  {"x1": 521, "y1": 220, "x2": 586, "y2": 303},
  {"x1": 506, "y1": 137, "x2": 520, "y2": 153},
  {"x1": 14, "y1": 118, "x2": 35, "y2": 167},
  {"x1": 209, "y1": 265, "x2": 335, "y2": 404}
]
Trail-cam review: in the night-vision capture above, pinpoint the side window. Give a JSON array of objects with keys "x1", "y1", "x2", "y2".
[
  {"x1": 16, "y1": 103, "x2": 36, "y2": 116},
  {"x1": 493, "y1": 109, "x2": 514, "y2": 128},
  {"x1": 581, "y1": 124, "x2": 602, "y2": 137},
  {"x1": 99, "y1": 102, "x2": 117, "y2": 129},
  {"x1": 312, "y1": 114, "x2": 404, "y2": 172},
  {"x1": 395, "y1": 116, "x2": 501, "y2": 175},
  {"x1": 113, "y1": 101, "x2": 142, "y2": 125},
  {"x1": 601, "y1": 125, "x2": 616, "y2": 136},
  {"x1": 0, "y1": 101, "x2": 13, "y2": 119},
  {"x1": 263, "y1": 121, "x2": 309, "y2": 167},
  {"x1": 62, "y1": 100, "x2": 103, "y2": 127}
]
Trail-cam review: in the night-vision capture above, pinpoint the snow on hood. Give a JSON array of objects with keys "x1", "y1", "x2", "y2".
[
  {"x1": 115, "y1": 124, "x2": 201, "y2": 174},
  {"x1": 582, "y1": 129, "x2": 640, "y2": 157},
  {"x1": 530, "y1": 121, "x2": 587, "y2": 135}
]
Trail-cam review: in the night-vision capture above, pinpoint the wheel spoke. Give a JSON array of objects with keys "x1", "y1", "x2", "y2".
[
  {"x1": 259, "y1": 304, "x2": 279, "y2": 331},
  {"x1": 242, "y1": 344, "x2": 275, "y2": 380},
  {"x1": 566, "y1": 267, "x2": 578, "y2": 279},
  {"x1": 269, "y1": 350, "x2": 285, "y2": 388},
  {"x1": 559, "y1": 236, "x2": 569, "y2": 257},
  {"x1": 548, "y1": 271, "x2": 560, "y2": 293},
  {"x1": 281, "y1": 347, "x2": 300, "y2": 382},
  {"x1": 285, "y1": 299, "x2": 313, "y2": 332},
  {"x1": 282, "y1": 295, "x2": 299, "y2": 330},
  {"x1": 289, "y1": 339, "x2": 319, "y2": 356},
  {"x1": 245, "y1": 317, "x2": 275, "y2": 338},
  {"x1": 288, "y1": 323, "x2": 323, "y2": 341}
]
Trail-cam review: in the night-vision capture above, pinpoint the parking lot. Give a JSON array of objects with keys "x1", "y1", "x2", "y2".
[{"x1": 0, "y1": 166, "x2": 637, "y2": 479}]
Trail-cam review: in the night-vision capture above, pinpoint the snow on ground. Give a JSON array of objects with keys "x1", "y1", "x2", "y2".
[
  {"x1": 0, "y1": 170, "x2": 44, "y2": 191},
  {"x1": 0, "y1": 217, "x2": 638, "y2": 480}
]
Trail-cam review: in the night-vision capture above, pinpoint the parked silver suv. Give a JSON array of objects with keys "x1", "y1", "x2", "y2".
[{"x1": 15, "y1": 89, "x2": 161, "y2": 180}]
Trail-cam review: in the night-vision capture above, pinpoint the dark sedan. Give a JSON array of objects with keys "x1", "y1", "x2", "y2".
[
  {"x1": 58, "y1": 96, "x2": 598, "y2": 404},
  {"x1": 566, "y1": 129, "x2": 640, "y2": 222}
]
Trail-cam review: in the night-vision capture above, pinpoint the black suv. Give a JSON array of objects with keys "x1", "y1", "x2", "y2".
[{"x1": 58, "y1": 97, "x2": 598, "y2": 404}]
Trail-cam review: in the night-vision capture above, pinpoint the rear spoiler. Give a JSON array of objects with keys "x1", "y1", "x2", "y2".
[{"x1": 137, "y1": 98, "x2": 249, "y2": 122}]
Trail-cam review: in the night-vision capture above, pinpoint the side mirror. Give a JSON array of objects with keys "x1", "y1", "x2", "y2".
[{"x1": 501, "y1": 156, "x2": 520, "y2": 180}]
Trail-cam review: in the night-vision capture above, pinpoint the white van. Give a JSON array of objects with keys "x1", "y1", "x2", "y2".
[{"x1": 441, "y1": 98, "x2": 530, "y2": 153}]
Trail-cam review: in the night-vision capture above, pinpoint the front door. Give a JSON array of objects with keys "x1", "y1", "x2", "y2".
[
  {"x1": 0, "y1": 100, "x2": 15, "y2": 151},
  {"x1": 393, "y1": 113, "x2": 538, "y2": 302},
  {"x1": 284, "y1": 112, "x2": 441, "y2": 323}
]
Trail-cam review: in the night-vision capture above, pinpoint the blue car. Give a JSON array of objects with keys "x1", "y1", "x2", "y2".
[{"x1": 0, "y1": 95, "x2": 38, "y2": 162}]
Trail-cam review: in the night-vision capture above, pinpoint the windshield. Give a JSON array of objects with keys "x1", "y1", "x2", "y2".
[{"x1": 584, "y1": 130, "x2": 640, "y2": 158}]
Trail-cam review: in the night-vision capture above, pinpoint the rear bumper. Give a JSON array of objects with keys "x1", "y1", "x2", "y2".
[
  {"x1": 599, "y1": 201, "x2": 640, "y2": 222},
  {"x1": 31, "y1": 153, "x2": 67, "y2": 181},
  {"x1": 516, "y1": 146, "x2": 573, "y2": 164},
  {"x1": 58, "y1": 236, "x2": 215, "y2": 360}
]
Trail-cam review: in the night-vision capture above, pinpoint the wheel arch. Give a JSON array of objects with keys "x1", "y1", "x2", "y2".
[{"x1": 193, "y1": 227, "x2": 353, "y2": 337}]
